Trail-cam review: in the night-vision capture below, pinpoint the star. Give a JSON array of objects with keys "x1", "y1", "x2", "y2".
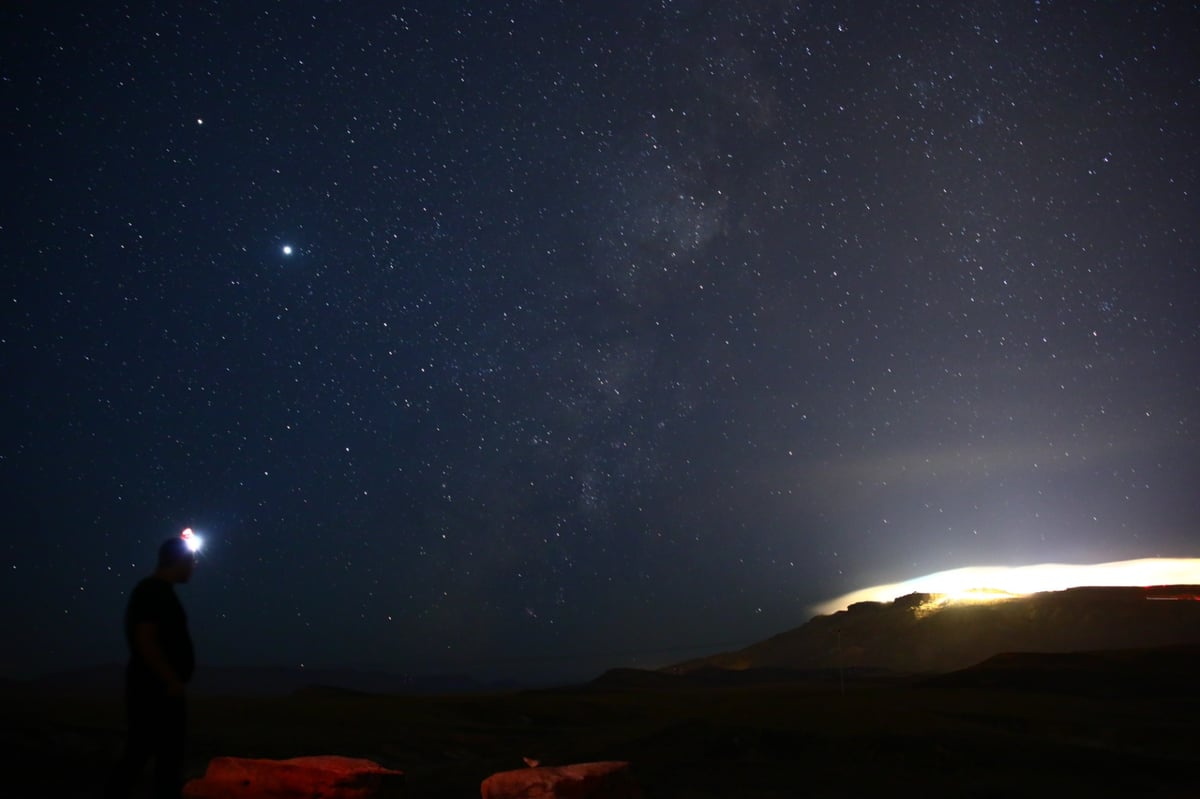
[{"x1": 4, "y1": 0, "x2": 1197, "y2": 694}]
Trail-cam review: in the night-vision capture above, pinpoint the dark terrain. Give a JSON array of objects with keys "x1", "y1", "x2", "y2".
[
  {"x1": 2, "y1": 644, "x2": 1198, "y2": 798},
  {"x1": 6, "y1": 587, "x2": 1197, "y2": 797},
  {"x1": 671, "y1": 585, "x2": 1200, "y2": 674}
]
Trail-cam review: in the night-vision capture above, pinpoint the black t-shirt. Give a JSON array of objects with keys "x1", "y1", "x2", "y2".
[{"x1": 124, "y1": 576, "x2": 195, "y2": 688}]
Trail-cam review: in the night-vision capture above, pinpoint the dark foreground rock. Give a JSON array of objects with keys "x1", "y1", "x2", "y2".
[
  {"x1": 481, "y1": 761, "x2": 639, "y2": 798},
  {"x1": 183, "y1": 754, "x2": 404, "y2": 798}
]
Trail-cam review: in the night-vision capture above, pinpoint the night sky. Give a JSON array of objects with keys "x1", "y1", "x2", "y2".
[{"x1": 3, "y1": 2, "x2": 1198, "y2": 682}]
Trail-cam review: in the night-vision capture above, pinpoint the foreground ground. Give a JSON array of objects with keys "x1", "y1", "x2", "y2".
[{"x1": 2, "y1": 668, "x2": 1197, "y2": 798}]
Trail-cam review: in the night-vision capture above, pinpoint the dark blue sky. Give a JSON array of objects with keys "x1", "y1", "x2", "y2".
[{"x1": 3, "y1": 1, "x2": 1197, "y2": 681}]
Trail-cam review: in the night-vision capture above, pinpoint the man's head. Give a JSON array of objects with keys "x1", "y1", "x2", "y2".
[{"x1": 156, "y1": 536, "x2": 196, "y2": 583}]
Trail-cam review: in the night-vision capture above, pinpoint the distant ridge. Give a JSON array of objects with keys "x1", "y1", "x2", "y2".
[
  {"x1": 568, "y1": 664, "x2": 909, "y2": 693},
  {"x1": 0, "y1": 664, "x2": 524, "y2": 698},
  {"x1": 668, "y1": 585, "x2": 1200, "y2": 676}
]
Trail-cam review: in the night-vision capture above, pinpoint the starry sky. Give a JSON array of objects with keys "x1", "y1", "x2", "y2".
[{"x1": 3, "y1": 1, "x2": 1198, "y2": 682}]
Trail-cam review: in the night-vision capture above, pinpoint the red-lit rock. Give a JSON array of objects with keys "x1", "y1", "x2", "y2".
[
  {"x1": 183, "y1": 755, "x2": 404, "y2": 799},
  {"x1": 480, "y1": 760, "x2": 639, "y2": 799}
]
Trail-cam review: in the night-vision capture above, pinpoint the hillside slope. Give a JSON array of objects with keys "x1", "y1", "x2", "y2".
[{"x1": 669, "y1": 585, "x2": 1200, "y2": 674}]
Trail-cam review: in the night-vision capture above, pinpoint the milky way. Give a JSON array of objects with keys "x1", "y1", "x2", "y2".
[{"x1": 2, "y1": 2, "x2": 1197, "y2": 680}]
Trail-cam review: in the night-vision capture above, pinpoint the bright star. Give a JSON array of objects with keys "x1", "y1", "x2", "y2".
[{"x1": 281, "y1": 245, "x2": 293, "y2": 256}]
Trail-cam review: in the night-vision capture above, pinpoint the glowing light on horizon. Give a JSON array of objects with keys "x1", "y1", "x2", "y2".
[
  {"x1": 180, "y1": 528, "x2": 204, "y2": 553},
  {"x1": 814, "y1": 558, "x2": 1200, "y2": 616}
]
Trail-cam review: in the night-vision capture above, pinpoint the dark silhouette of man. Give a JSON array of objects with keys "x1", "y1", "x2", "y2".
[{"x1": 104, "y1": 535, "x2": 196, "y2": 798}]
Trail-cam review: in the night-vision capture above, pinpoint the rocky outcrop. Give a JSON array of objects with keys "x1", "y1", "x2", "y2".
[
  {"x1": 669, "y1": 585, "x2": 1200, "y2": 675},
  {"x1": 481, "y1": 761, "x2": 639, "y2": 798},
  {"x1": 183, "y1": 755, "x2": 404, "y2": 798}
]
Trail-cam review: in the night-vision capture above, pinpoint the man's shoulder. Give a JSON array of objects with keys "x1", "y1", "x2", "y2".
[
  {"x1": 129, "y1": 576, "x2": 174, "y2": 607},
  {"x1": 132, "y1": 575, "x2": 170, "y2": 593}
]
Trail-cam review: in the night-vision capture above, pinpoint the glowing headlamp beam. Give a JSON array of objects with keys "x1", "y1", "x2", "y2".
[{"x1": 180, "y1": 528, "x2": 204, "y2": 553}]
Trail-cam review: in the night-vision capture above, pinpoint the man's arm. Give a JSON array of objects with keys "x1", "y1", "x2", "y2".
[{"x1": 133, "y1": 622, "x2": 185, "y2": 696}]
